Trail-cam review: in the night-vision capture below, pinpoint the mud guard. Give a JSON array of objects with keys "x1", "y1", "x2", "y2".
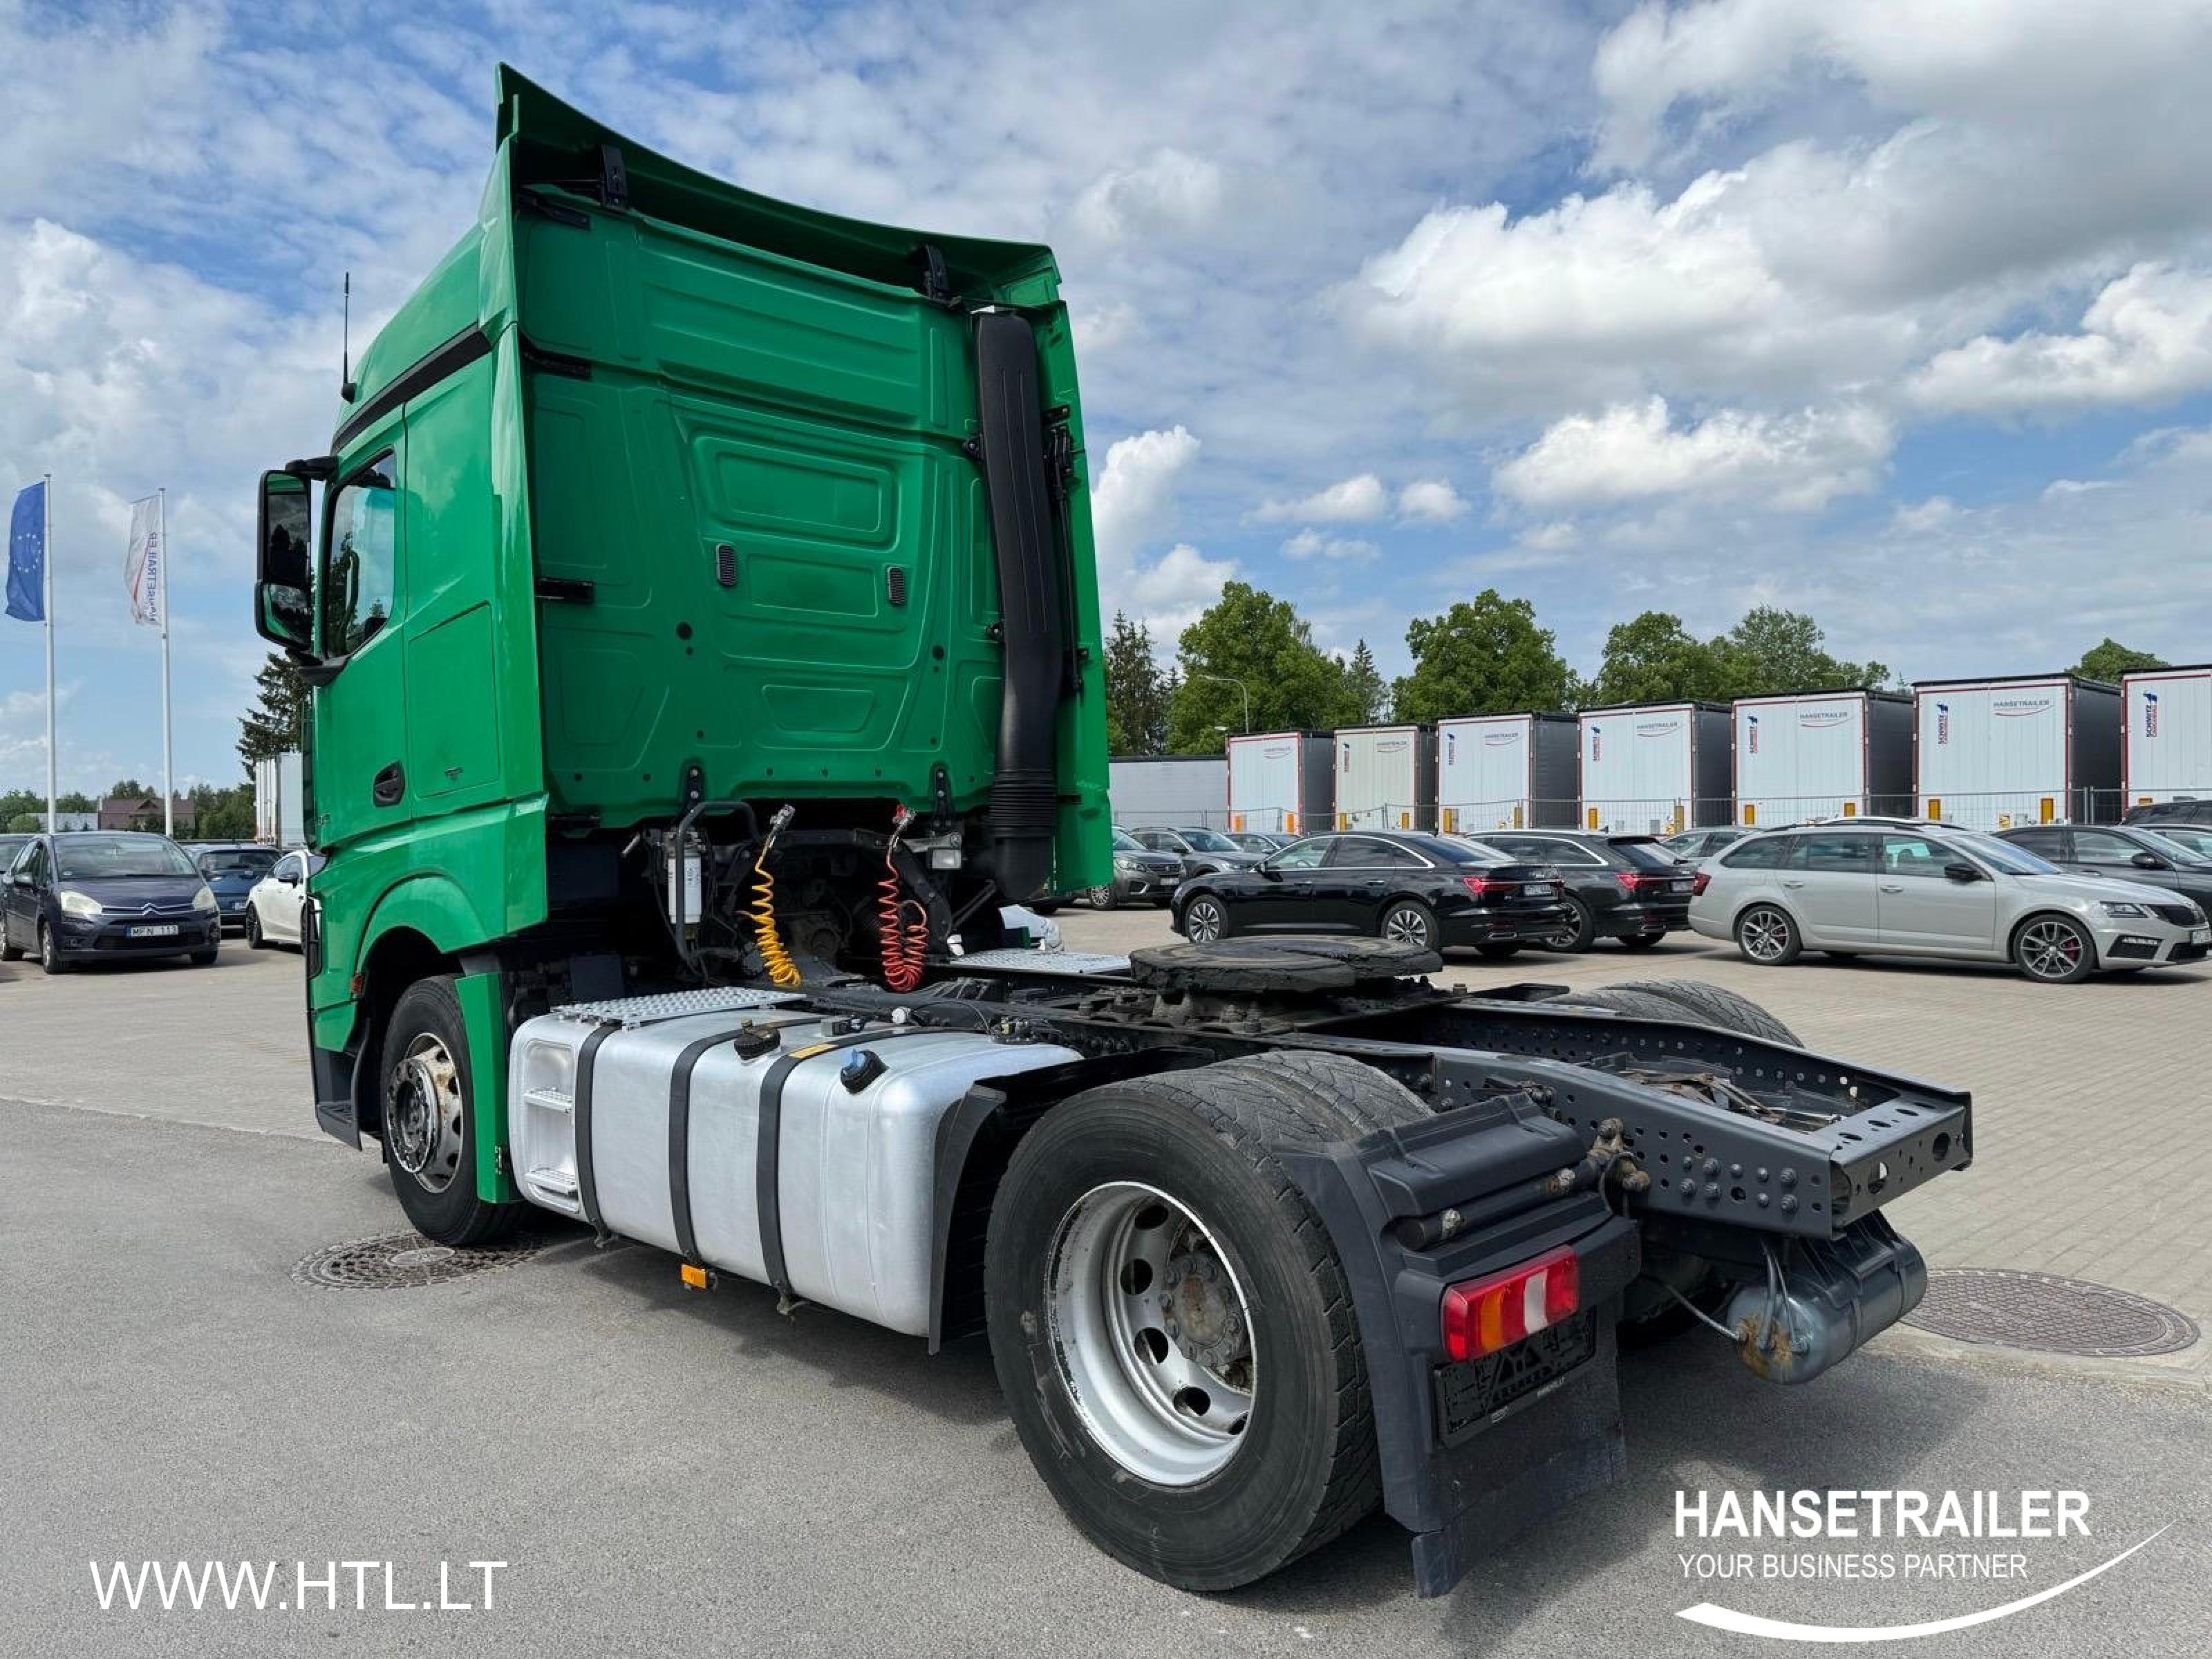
[{"x1": 1275, "y1": 1114, "x2": 1642, "y2": 1600}]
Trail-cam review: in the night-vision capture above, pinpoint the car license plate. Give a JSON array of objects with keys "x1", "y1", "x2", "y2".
[
  {"x1": 2193, "y1": 927, "x2": 2210, "y2": 945},
  {"x1": 127, "y1": 924, "x2": 179, "y2": 939},
  {"x1": 1524, "y1": 881, "x2": 1555, "y2": 895},
  {"x1": 1671, "y1": 879, "x2": 1693, "y2": 892}
]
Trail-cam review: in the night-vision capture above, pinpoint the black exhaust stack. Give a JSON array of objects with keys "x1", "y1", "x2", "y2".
[{"x1": 971, "y1": 308, "x2": 1064, "y2": 901}]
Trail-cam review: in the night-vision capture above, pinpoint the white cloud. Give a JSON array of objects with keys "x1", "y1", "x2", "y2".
[
  {"x1": 1251, "y1": 472, "x2": 1389, "y2": 524},
  {"x1": 1129, "y1": 541, "x2": 1237, "y2": 639},
  {"x1": 1069, "y1": 149, "x2": 1226, "y2": 243},
  {"x1": 1494, "y1": 395, "x2": 1891, "y2": 510},
  {"x1": 1517, "y1": 521, "x2": 1579, "y2": 550},
  {"x1": 1089, "y1": 425, "x2": 1202, "y2": 575},
  {"x1": 1280, "y1": 529, "x2": 1381, "y2": 563},
  {"x1": 1909, "y1": 265, "x2": 2212, "y2": 415},
  {"x1": 1891, "y1": 496, "x2": 1960, "y2": 532},
  {"x1": 1396, "y1": 478, "x2": 1467, "y2": 521}
]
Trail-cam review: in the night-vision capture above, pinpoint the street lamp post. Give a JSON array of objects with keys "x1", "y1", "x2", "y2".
[{"x1": 1192, "y1": 673, "x2": 1251, "y2": 734}]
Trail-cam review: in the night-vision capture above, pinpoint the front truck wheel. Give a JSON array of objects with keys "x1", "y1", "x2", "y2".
[
  {"x1": 985, "y1": 1058, "x2": 1425, "y2": 1591},
  {"x1": 379, "y1": 975, "x2": 518, "y2": 1246}
]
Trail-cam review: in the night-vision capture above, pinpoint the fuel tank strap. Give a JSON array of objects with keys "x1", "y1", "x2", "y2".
[
  {"x1": 753, "y1": 1027, "x2": 932, "y2": 1295},
  {"x1": 571, "y1": 1022, "x2": 619, "y2": 1232}
]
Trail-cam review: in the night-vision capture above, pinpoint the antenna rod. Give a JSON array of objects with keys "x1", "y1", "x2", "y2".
[{"x1": 341, "y1": 271, "x2": 354, "y2": 400}]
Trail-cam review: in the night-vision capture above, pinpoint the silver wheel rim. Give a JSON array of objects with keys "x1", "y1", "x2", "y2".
[
  {"x1": 1741, "y1": 908, "x2": 1791, "y2": 962},
  {"x1": 1044, "y1": 1181, "x2": 1256, "y2": 1485},
  {"x1": 386, "y1": 1032, "x2": 465, "y2": 1194},
  {"x1": 41, "y1": 925, "x2": 57, "y2": 968},
  {"x1": 1089, "y1": 886, "x2": 1115, "y2": 908},
  {"x1": 2021, "y1": 919, "x2": 2084, "y2": 979},
  {"x1": 1385, "y1": 906, "x2": 1430, "y2": 946},
  {"x1": 1186, "y1": 900, "x2": 1222, "y2": 943}
]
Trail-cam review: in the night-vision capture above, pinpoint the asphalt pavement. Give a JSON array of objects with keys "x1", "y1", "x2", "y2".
[{"x1": 3, "y1": 932, "x2": 2209, "y2": 1656}]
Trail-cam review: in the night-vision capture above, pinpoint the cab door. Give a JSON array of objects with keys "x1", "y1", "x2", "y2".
[{"x1": 311, "y1": 424, "x2": 409, "y2": 849}]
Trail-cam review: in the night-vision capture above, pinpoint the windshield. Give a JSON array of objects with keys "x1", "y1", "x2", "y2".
[
  {"x1": 1179, "y1": 829, "x2": 1240, "y2": 852},
  {"x1": 55, "y1": 836, "x2": 199, "y2": 880},
  {"x1": 1111, "y1": 830, "x2": 1145, "y2": 852},
  {"x1": 200, "y1": 848, "x2": 280, "y2": 877},
  {"x1": 1953, "y1": 832, "x2": 2059, "y2": 876},
  {"x1": 2152, "y1": 825, "x2": 2212, "y2": 860},
  {"x1": 2138, "y1": 829, "x2": 2212, "y2": 866}
]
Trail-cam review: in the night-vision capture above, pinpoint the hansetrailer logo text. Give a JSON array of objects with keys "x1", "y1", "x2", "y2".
[
  {"x1": 91, "y1": 1560, "x2": 507, "y2": 1615},
  {"x1": 1671, "y1": 1488, "x2": 2166, "y2": 1642}
]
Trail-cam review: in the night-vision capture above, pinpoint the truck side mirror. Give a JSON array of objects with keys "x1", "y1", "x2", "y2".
[{"x1": 255, "y1": 471, "x2": 316, "y2": 655}]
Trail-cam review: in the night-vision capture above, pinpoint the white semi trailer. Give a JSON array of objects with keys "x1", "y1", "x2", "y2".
[
  {"x1": 1436, "y1": 713, "x2": 1579, "y2": 833},
  {"x1": 1732, "y1": 690, "x2": 1912, "y2": 826},
  {"x1": 1577, "y1": 703, "x2": 1732, "y2": 833},
  {"x1": 1226, "y1": 731, "x2": 1333, "y2": 836},
  {"x1": 2123, "y1": 666, "x2": 2212, "y2": 806},
  {"x1": 1333, "y1": 724, "x2": 1437, "y2": 831},
  {"x1": 1913, "y1": 675, "x2": 2122, "y2": 829}
]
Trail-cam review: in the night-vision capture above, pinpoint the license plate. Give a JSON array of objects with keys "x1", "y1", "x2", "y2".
[
  {"x1": 2193, "y1": 927, "x2": 2210, "y2": 945},
  {"x1": 1671, "y1": 879, "x2": 1693, "y2": 892},
  {"x1": 127, "y1": 924, "x2": 179, "y2": 939}
]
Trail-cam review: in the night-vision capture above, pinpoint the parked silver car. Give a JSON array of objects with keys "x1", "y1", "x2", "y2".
[{"x1": 1687, "y1": 820, "x2": 2211, "y2": 983}]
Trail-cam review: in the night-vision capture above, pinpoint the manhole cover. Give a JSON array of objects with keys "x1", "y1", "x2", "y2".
[
  {"x1": 1904, "y1": 1268, "x2": 2198, "y2": 1357},
  {"x1": 293, "y1": 1231, "x2": 543, "y2": 1291}
]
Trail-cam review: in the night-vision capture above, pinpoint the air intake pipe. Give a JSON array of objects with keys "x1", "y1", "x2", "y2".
[{"x1": 971, "y1": 307, "x2": 1065, "y2": 901}]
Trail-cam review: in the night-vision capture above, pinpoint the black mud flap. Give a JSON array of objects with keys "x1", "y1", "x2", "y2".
[{"x1": 1276, "y1": 1117, "x2": 1642, "y2": 1599}]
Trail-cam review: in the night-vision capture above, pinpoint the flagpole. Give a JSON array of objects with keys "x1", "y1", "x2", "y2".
[
  {"x1": 158, "y1": 487, "x2": 172, "y2": 838},
  {"x1": 43, "y1": 472, "x2": 55, "y2": 831}
]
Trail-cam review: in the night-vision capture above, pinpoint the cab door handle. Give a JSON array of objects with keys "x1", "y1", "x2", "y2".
[
  {"x1": 1880, "y1": 883, "x2": 1904, "y2": 893},
  {"x1": 372, "y1": 762, "x2": 405, "y2": 807}
]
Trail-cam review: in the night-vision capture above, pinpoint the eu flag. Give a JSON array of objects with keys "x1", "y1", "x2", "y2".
[{"x1": 7, "y1": 480, "x2": 45, "y2": 622}]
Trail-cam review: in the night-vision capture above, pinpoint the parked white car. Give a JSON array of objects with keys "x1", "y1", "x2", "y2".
[
  {"x1": 1688, "y1": 819, "x2": 2210, "y2": 984},
  {"x1": 243, "y1": 849, "x2": 321, "y2": 949}
]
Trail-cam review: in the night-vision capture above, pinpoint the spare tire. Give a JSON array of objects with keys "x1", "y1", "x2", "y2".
[
  {"x1": 1129, "y1": 935, "x2": 1441, "y2": 994},
  {"x1": 1600, "y1": 978, "x2": 1801, "y2": 1047}
]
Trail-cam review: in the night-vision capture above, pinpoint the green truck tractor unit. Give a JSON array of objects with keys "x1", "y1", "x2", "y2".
[{"x1": 254, "y1": 68, "x2": 1970, "y2": 1599}]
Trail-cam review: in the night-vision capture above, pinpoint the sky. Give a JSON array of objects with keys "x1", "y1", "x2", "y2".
[{"x1": 6, "y1": 0, "x2": 2212, "y2": 796}]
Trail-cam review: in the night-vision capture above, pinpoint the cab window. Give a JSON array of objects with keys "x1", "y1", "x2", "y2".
[
  {"x1": 1795, "y1": 832, "x2": 1876, "y2": 872},
  {"x1": 1880, "y1": 833, "x2": 1949, "y2": 878},
  {"x1": 321, "y1": 451, "x2": 398, "y2": 657}
]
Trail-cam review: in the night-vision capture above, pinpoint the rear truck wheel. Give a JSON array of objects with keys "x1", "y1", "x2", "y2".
[
  {"x1": 1181, "y1": 893, "x2": 1228, "y2": 943},
  {"x1": 1475, "y1": 941, "x2": 1522, "y2": 959},
  {"x1": 379, "y1": 976, "x2": 518, "y2": 1246},
  {"x1": 984, "y1": 1059, "x2": 1425, "y2": 1591},
  {"x1": 2013, "y1": 914, "x2": 2094, "y2": 984},
  {"x1": 1734, "y1": 903, "x2": 1800, "y2": 966},
  {"x1": 1087, "y1": 885, "x2": 1117, "y2": 910},
  {"x1": 245, "y1": 908, "x2": 267, "y2": 949},
  {"x1": 38, "y1": 923, "x2": 69, "y2": 975},
  {"x1": 1379, "y1": 898, "x2": 1436, "y2": 950},
  {"x1": 1620, "y1": 928, "x2": 1667, "y2": 950},
  {"x1": 1544, "y1": 895, "x2": 1597, "y2": 953}
]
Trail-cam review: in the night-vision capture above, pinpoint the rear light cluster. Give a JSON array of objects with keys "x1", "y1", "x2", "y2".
[
  {"x1": 1439, "y1": 1246, "x2": 1580, "y2": 1361},
  {"x1": 1691, "y1": 870, "x2": 1712, "y2": 896},
  {"x1": 1460, "y1": 874, "x2": 1504, "y2": 899}
]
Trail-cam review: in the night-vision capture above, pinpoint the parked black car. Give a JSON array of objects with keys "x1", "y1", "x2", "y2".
[
  {"x1": 1129, "y1": 825, "x2": 1266, "y2": 878},
  {"x1": 1996, "y1": 823, "x2": 2212, "y2": 917},
  {"x1": 2123, "y1": 799, "x2": 2212, "y2": 827},
  {"x1": 196, "y1": 843, "x2": 282, "y2": 932},
  {"x1": 0, "y1": 832, "x2": 222, "y2": 973},
  {"x1": 1472, "y1": 830, "x2": 1697, "y2": 951},
  {"x1": 1170, "y1": 830, "x2": 1569, "y2": 955}
]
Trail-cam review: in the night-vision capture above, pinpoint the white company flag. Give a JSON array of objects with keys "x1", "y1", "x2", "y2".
[{"x1": 125, "y1": 494, "x2": 162, "y2": 626}]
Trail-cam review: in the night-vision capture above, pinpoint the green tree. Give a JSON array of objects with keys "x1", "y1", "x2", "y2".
[
  {"x1": 57, "y1": 791, "x2": 93, "y2": 813},
  {"x1": 1586, "y1": 611, "x2": 1741, "y2": 706},
  {"x1": 1103, "y1": 612, "x2": 1174, "y2": 755},
  {"x1": 5, "y1": 812, "x2": 38, "y2": 833},
  {"x1": 2072, "y1": 637, "x2": 2166, "y2": 682},
  {"x1": 1393, "y1": 590, "x2": 1577, "y2": 721},
  {"x1": 1168, "y1": 583, "x2": 1359, "y2": 751},
  {"x1": 1342, "y1": 639, "x2": 1389, "y2": 724},
  {"x1": 191, "y1": 782, "x2": 256, "y2": 841},
  {"x1": 238, "y1": 651, "x2": 310, "y2": 771},
  {"x1": 105, "y1": 778, "x2": 152, "y2": 800},
  {"x1": 1720, "y1": 606, "x2": 1888, "y2": 695},
  {"x1": 0, "y1": 789, "x2": 37, "y2": 825}
]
